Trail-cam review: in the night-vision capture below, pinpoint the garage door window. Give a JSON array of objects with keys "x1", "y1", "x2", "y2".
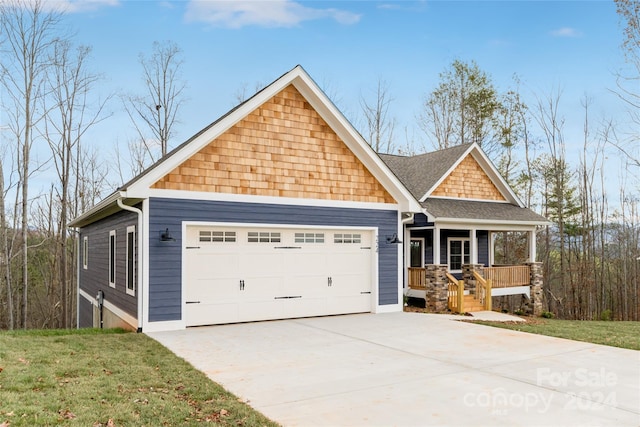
[
  {"x1": 199, "y1": 230, "x2": 236, "y2": 243},
  {"x1": 334, "y1": 233, "x2": 361, "y2": 244},
  {"x1": 295, "y1": 233, "x2": 324, "y2": 243},
  {"x1": 248, "y1": 231, "x2": 281, "y2": 243}
]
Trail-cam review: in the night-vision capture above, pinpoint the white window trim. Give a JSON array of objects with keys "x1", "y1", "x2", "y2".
[
  {"x1": 109, "y1": 230, "x2": 116, "y2": 288},
  {"x1": 447, "y1": 237, "x2": 470, "y2": 273},
  {"x1": 126, "y1": 225, "x2": 136, "y2": 296},
  {"x1": 410, "y1": 237, "x2": 425, "y2": 268},
  {"x1": 82, "y1": 236, "x2": 88, "y2": 270}
]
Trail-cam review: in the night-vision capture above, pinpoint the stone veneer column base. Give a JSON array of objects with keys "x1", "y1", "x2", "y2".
[
  {"x1": 525, "y1": 262, "x2": 544, "y2": 316},
  {"x1": 424, "y1": 264, "x2": 449, "y2": 312}
]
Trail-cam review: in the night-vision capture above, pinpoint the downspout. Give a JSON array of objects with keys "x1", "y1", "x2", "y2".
[
  {"x1": 71, "y1": 228, "x2": 80, "y2": 329},
  {"x1": 401, "y1": 213, "x2": 415, "y2": 295},
  {"x1": 117, "y1": 198, "x2": 144, "y2": 333}
]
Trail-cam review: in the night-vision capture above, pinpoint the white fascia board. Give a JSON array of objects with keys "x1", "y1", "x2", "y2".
[
  {"x1": 290, "y1": 75, "x2": 421, "y2": 213},
  {"x1": 419, "y1": 144, "x2": 475, "y2": 202},
  {"x1": 68, "y1": 191, "x2": 124, "y2": 228},
  {"x1": 419, "y1": 143, "x2": 522, "y2": 206},
  {"x1": 433, "y1": 218, "x2": 547, "y2": 230},
  {"x1": 469, "y1": 145, "x2": 523, "y2": 207},
  {"x1": 128, "y1": 68, "x2": 303, "y2": 193},
  {"x1": 128, "y1": 66, "x2": 420, "y2": 213},
  {"x1": 426, "y1": 195, "x2": 512, "y2": 204},
  {"x1": 127, "y1": 188, "x2": 401, "y2": 211}
]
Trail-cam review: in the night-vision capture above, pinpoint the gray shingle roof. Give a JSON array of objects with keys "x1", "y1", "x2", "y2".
[
  {"x1": 422, "y1": 198, "x2": 548, "y2": 223},
  {"x1": 379, "y1": 143, "x2": 472, "y2": 200}
]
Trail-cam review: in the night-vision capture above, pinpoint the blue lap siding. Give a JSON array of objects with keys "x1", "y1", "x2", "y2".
[
  {"x1": 148, "y1": 198, "x2": 399, "y2": 322},
  {"x1": 78, "y1": 209, "x2": 138, "y2": 322}
]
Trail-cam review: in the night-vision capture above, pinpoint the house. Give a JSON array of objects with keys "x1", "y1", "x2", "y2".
[
  {"x1": 380, "y1": 145, "x2": 548, "y2": 314},
  {"x1": 69, "y1": 65, "x2": 547, "y2": 333}
]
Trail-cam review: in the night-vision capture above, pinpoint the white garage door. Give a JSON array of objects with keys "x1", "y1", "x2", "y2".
[{"x1": 184, "y1": 225, "x2": 374, "y2": 326}]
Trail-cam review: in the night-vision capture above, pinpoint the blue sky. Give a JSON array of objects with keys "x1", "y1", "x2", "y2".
[{"x1": 15, "y1": 1, "x2": 635, "y2": 193}]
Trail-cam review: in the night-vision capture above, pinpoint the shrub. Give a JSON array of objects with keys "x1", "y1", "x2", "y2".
[
  {"x1": 600, "y1": 309, "x2": 613, "y2": 321},
  {"x1": 541, "y1": 311, "x2": 555, "y2": 319},
  {"x1": 514, "y1": 309, "x2": 525, "y2": 316}
]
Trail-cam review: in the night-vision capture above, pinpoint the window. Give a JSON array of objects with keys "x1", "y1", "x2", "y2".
[
  {"x1": 294, "y1": 232, "x2": 325, "y2": 243},
  {"x1": 334, "y1": 233, "x2": 361, "y2": 244},
  {"x1": 448, "y1": 238, "x2": 470, "y2": 272},
  {"x1": 82, "y1": 236, "x2": 88, "y2": 270},
  {"x1": 410, "y1": 238, "x2": 424, "y2": 268},
  {"x1": 248, "y1": 231, "x2": 281, "y2": 243},
  {"x1": 126, "y1": 226, "x2": 136, "y2": 296},
  {"x1": 109, "y1": 230, "x2": 116, "y2": 288},
  {"x1": 199, "y1": 230, "x2": 236, "y2": 243}
]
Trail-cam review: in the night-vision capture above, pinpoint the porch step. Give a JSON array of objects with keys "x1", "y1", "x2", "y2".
[{"x1": 463, "y1": 295, "x2": 485, "y2": 312}]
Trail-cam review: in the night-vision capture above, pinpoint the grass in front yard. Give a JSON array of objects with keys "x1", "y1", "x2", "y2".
[
  {"x1": 473, "y1": 318, "x2": 640, "y2": 350},
  {"x1": 0, "y1": 328, "x2": 277, "y2": 426}
]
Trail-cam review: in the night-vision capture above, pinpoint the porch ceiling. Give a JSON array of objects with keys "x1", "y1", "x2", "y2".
[{"x1": 422, "y1": 198, "x2": 548, "y2": 226}]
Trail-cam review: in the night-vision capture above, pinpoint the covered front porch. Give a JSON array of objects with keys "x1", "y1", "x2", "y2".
[{"x1": 403, "y1": 214, "x2": 544, "y2": 314}]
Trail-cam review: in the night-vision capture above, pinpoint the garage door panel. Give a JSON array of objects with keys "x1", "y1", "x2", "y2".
[
  {"x1": 185, "y1": 226, "x2": 375, "y2": 327},
  {"x1": 186, "y1": 302, "x2": 238, "y2": 326},
  {"x1": 189, "y1": 252, "x2": 239, "y2": 278},
  {"x1": 239, "y1": 252, "x2": 285, "y2": 276}
]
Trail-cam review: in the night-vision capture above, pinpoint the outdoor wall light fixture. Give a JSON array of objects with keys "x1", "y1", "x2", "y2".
[
  {"x1": 160, "y1": 228, "x2": 176, "y2": 242},
  {"x1": 386, "y1": 233, "x2": 402, "y2": 244}
]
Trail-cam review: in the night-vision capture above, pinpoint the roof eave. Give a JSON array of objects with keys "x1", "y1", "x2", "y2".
[{"x1": 430, "y1": 216, "x2": 551, "y2": 227}]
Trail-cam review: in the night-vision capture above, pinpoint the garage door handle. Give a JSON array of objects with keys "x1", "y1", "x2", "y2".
[
  {"x1": 360, "y1": 291, "x2": 371, "y2": 294},
  {"x1": 328, "y1": 277, "x2": 332, "y2": 287},
  {"x1": 274, "y1": 296, "x2": 302, "y2": 299},
  {"x1": 240, "y1": 280, "x2": 245, "y2": 290},
  {"x1": 186, "y1": 301, "x2": 201, "y2": 304}
]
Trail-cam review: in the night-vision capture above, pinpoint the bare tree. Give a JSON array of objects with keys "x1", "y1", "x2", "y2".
[
  {"x1": 122, "y1": 40, "x2": 186, "y2": 167},
  {"x1": 360, "y1": 78, "x2": 396, "y2": 153},
  {"x1": 0, "y1": 143, "x2": 16, "y2": 329},
  {"x1": 43, "y1": 40, "x2": 108, "y2": 327},
  {"x1": 0, "y1": 0, "x2": 63, "y2": 328},
  {"x1": 611, "y1": 0, "x2": 640, "y2": 164}
]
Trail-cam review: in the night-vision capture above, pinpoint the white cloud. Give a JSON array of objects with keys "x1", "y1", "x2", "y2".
[
  {"x1": 184, "y1": 0, "x2": 361, "y2": 29},
  {"x1": 550, "y1": 27, "x2": 582, "y2": 38}
]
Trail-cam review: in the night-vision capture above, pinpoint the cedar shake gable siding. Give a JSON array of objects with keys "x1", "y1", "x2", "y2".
[
  {"x1": 152, "y1": 85, "x2": 395, "y2": 204},
  {"x1": 379, "y1": 144, "x2": 472, "y2": 200},
  {"x1": 430, "y1": 154, "x2": 506, "y2": 201}
]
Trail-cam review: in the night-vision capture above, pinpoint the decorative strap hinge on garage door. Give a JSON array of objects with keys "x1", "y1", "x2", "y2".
[
  {"x1": 186, "y1": 246, "x2": 200, "y2": 249},
  {"x1": 186, "y1": 301, "x2": 201, "y2": 304}
]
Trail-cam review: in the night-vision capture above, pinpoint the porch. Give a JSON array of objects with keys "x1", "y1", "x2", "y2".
[{"x1": 407, "y1": 263, "x2": 542, "y2": 314}]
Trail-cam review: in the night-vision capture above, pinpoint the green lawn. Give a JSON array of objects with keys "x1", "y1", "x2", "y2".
[
  {"x1": 0, "y1": 329, "x2": 278, "y2": 426},
  {"x1": 474, "y1": 318, "x2": 640, "y2": 350}
]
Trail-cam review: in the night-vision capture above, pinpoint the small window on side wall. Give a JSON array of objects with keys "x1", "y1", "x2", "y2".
[
  {"x1": 82, "y1": 236, "x2": 88, "y2": 270},
  {"x1": 126, "y1": 226, "x2": 136, "y2": 296},
  {"x1": 109, "y1": 230, "x2": 116, "y2": 288}
]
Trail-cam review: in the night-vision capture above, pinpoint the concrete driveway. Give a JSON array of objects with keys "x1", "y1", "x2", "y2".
[{"x1": 149, "y1": 312, "x2": 640, "y2": 426}]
